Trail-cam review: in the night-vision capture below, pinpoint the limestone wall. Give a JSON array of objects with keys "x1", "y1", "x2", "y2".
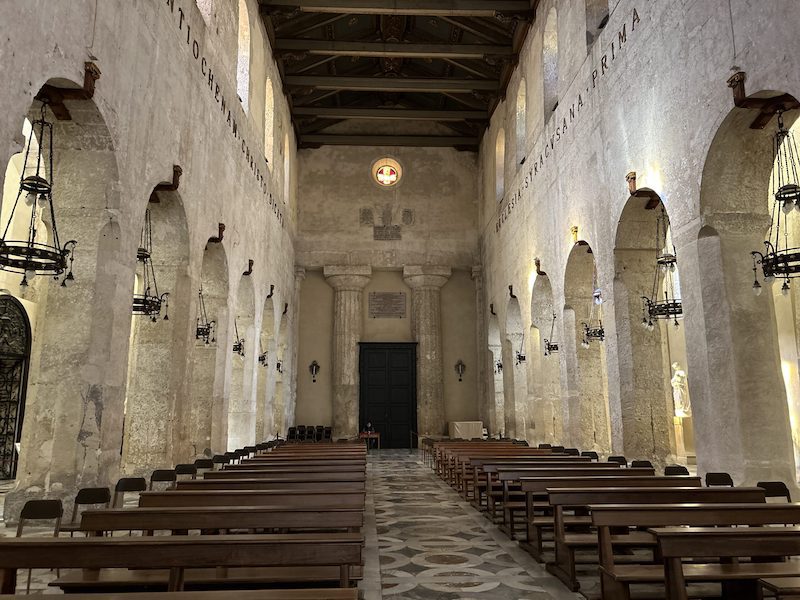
[{"x1": 0, "y1": 0, "x2": 297, "y2": 518}]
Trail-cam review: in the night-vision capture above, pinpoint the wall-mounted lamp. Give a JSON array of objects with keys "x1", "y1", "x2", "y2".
[
  {"x1": 515, "y1": 350, "x2": 526, "y2": 365},
  {"x1": 283, "y1": 302, "x2": 289, "y2": 315},
  {"x1": 509, "y1": 285, "x2": 516, "y2": 298},
  {"x1": 258, "y1": 341, "x2": 268, "y2": 366},
  {"x1": 276, "y1": 359, "x2": 283, "y2": 374},
  {"x1": 494, "y1": 359, "x2": 503, "y2": 374},
  {"x1": 544, "y1": 312, "x2": 559, "y2": 356},
  {"x1": 232, "y1": 318, "x2": 245, "y2": 356},
  {"x1": 490, "y1": 303, "x2": 496, "y2": 316},
  {"x1": 243, "y1": 259, "x2": 254, "y2": 276},
  {"x1": 626, "y1": 171, "x2": 637, "y2": 195},
  {"x1": 309, "y1": 360, "x2": 320, "y2": 382},
  {"x1": 208, "y1": 223, "x2": 225, "y2": 244},
  {"x1": 266, "y1": 284, "x2": 275, "y2": 299},
  {"x1": 454, "y1": 360, "x2": 466, "y2": 382},
  {"x1": 571, "y1": 225, "x2": 579, "y2": 245}
]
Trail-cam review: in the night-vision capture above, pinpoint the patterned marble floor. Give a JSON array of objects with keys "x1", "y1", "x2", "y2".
[{"x1": 363, "y1": 450, "x2": 581, "y2": 600}]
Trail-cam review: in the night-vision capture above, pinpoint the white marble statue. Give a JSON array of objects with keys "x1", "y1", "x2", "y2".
[{"x1": 671, "y1": 362, "x2": 691, "y2": 417}]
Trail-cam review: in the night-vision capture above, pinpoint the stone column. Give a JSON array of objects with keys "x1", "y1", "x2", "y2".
[
  {"x1": 324, "y1": 266, "x2": 371, "y2": 439},
  {"x1": 286, "y1": 267, "x2": 305, "y2": 429},
  {"x1": 675, "y1": 216, "x2": 796, "y2": 487},
  {"x1": 404, "y1": 266, "x2": 451, "y2": 437},
  {"x1": 471, "y1": 266, "x2": 490, "y2": 432}
]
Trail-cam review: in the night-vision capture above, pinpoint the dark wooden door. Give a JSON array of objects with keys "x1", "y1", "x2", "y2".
[{"x1": 359, "y1": 343, "x2": 416, "y2": 449}]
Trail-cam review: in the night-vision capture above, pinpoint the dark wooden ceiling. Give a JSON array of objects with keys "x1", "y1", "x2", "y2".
[{"x1": 258, "y1": 0, "x2": 537, "y2": 150}]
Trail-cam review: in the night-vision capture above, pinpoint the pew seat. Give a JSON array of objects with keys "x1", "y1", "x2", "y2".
[{"x1": 761, "y1": 576, "x2": 800, "y2": 599}]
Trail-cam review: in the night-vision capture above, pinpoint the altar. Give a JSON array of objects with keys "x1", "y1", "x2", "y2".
[{"x1": 448, "y1": 421, "x2": 484, "y2": 440}]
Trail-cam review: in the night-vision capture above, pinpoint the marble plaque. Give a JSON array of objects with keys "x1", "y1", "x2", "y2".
[
  {"x1": 369, "y1": 292, "x2": 406, "y2": 318},
  {"x1": 373, "y1": 225, "x2": 402, "y2": 240}
]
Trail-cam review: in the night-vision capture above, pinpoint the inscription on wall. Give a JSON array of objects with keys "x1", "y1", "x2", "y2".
[
  {"x1": 374, "y1": 225, "x2": 402, "y2": 241},
  {"x1": 369, "y1": 292, "x2": 406, "y2": 319}
]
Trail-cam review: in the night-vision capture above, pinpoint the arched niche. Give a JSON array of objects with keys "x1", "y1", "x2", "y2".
[
  {"x1": 504, "y1": 296, "x2": 526, "y2": 440},
  {"x1": 228, "y1": 272, "x2": 256, "y2": 451},
  {"x1": 530, "y1": 272, "x2": 562, "y2": 444},
  {"x1": 5, "y1": 84, "x2": 123, "y2": 521},
  {"x1": 563, "y1": 241, "x2": 611, "y2": 452},
  {"x1": 188, "y1": 241, "x2": 229, "y2": 458},
  {"x1": 236, "y1": 0, "x2": 251, "y2": 112},
  {"x1": 122, "y1": 187, "x2": 190, "y2": 472},
  {"x1": 613, "y1": 191, "x2": 686, "y2": 467},
  {"x1": 689, "y1": 91, "x2": 799, "y2": 484},
  {"x1": 542, "y1": 7, "x2": 559, "y2": 117},
  {"x1": 256, "y1": 295, "x2": 275, "y2": 441}
]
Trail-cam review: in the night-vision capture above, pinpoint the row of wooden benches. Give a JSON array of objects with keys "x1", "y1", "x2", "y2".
[
  {"x1": 426, "y1": 439, "x2": 800, "y2": 600},
  {"x1": 0, "y1": 441, "x2": 370, "y2": 600}
]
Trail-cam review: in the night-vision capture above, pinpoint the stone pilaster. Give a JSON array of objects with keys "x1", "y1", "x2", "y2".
[
  {"x1": 324, "y1": 266, "x2": 371, "y2": 439},
  {"x1": 404, "y1": 265, "x2": 451, "y2": 437},
  {"x1": 286, "y1": 267, "x2": 305, "y2": 430}
]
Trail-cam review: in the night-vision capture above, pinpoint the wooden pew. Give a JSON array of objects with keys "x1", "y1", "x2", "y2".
[
  {"x1": 0, "y1": 591, "x2": 358, "y2": 600},
  {"x1": 467, "y1": 456, "x2": 591, "y2": 502},
  {"x1": 440, "y1": 447, "x2": 555, "y2": 485},
  {"x1": 176, "y1": 479, "x2": 366, "y2": 492},
  {"x1": 139, "y1": 489, "x2": 365, "y2": 509},
  {"x1": 0, "y1": 533, "x2": 363, "y2": 593},
  {"x1": 79, "y1": 506, "x2": 364, "y2": 535},
  {"x1": 520, "y1": 476, "x2": 700, "y2": 560},
  {"x1": 222, "y1": 464, "x2": 365, "y2": 473},
  {"x1": 546, "y1": 486, "x2": 766, "y2": 591},
  {"x1": 205, "y1": 470, "x2": 365, "y2": 481},
  {"x1": 492, "y1": 466, "x2": 651, "y2": 532},
  {"x1": 229, "y1": 460, "x2": 365, "y2": 469},
  {"x1": 431, "y1": 442, "x2": 531, "y2": 476},
  {"x1": 593, "y1": 503, "x2": 800, "y2": 600},
  {"x1": 653, "y1": 526, "x2": 800, "y2": 600}
]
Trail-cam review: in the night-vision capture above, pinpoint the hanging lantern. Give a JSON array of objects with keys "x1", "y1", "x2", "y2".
[
  {"x1": 232, "y1": 318, "x2": 245, "y2": 356},
  {"x1": 543, "y1": 312, "x2": 559, "y2": 356},
  {"x1": 0, "y1": 100, "x2": 77, "y2": 286},
  {"x1": 132, "y1": 209, "x2": 169, "y2": 322},
  {"x1": 258, "y1": 339, "x2": 268, "y2": 366},
  {"x1": 581, "y1": 285, "x2": 604, "y2": 347},
  {"x1": 515, "y1": 333, "x2": 526, "y2": 365},
  {"x1": 752, "y1": 110, "x2": 800, "y2": 294},
  {"x1": 494, "y1": 359, "x2": 503, "y2": 374},
  {"x1": 641, "y1": 208, "x2": 682, "y2": 329},
  {"x1": 195, "y1": 286, "x2": 215, "y2": 344}
]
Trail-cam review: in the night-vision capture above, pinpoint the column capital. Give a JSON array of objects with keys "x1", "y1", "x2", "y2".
[
  {"x1": 403, "y1": 265, "x2": 451, "y2": 289},
  {"x1": 324, "y1": 265, "x2": 372, "y2": 291}
]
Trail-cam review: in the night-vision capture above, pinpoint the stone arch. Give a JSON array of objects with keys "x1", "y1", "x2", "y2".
[
  {"x1": 563, "y1": 241, "x2": 611, "y2": 452},
  {"x1": 686, "y1": 92, "x2": 800, "y2": 484},
  {"x1": 5, "y1": 83, "x2": 123, "y2": 520},
  {"x1": 122, "y1": 186, "x2": 190, "y2": 472},
  {"x1": 584, "y1": 0, "x2": 609, "y2": 46},
  {"x1": 188, "y1": 241, "x2": 228, "y2": 458},
  {"x1": 530, "y1": 272, "x2": 562, "y2": 444},
  {"x1": 228, "y1": 271, "x2": 256, "y2": 451},
  {"x1": 487, "y1": 311, "x2": 503, "y2": 436},
  {"x1": 504, "y1": 296, "x2": 526, "y2": 439},
  {"x1": 495, "y1": 128, "x2": 505, "y2": 202},
  {"x1": 613, "y1": 191, "x2": 687, "y2": 467},
  {"x1": 515, "y1": 80, "x2": 527, "y2": 164},
  {"x1": 542, "y1": 6, "x2": 559, "y2": 116},
  {"x1": 256, "y1": 294, "x2": 275, "y2": 440},
  {"x1": 236, "y1": 0, "x2": 251, "y2": 112}
]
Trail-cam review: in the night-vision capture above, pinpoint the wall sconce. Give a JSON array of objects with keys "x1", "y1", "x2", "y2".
[
  {"x1": 309, "y1": 360, "x2": 320, "y2": 382},
  {"x1": 258, "y1": 341, "x2": 268, "y2": 366},
  {"x1": 508, "y1": 285, "x2": 516, "y2": 298},
  {"x1": 266, "y1": 284, "x2": 274, "y2": 299},
  {"x1": 276, "y1": 359, "x2": 283, "y2": 374},
  {"x1": 490, "y1": 303, "x2": 496, "y2": 316},
  {"x1": 454, "y1": 360, "x2": 466, "y2": 382},
  {"x1": 243, "y1": 259, "x2": 254, "y2": 276},
  {"x1": 626, "y1": 171, "x2": 637, "y2": 194},
  {"x1": 494, "y1": 359, "x2": 503, "y2": 374},
  {"x1": 515, "y1": 350, "x2": 526, "y2": 365}
]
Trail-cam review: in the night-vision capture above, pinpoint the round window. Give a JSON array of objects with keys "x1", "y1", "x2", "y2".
[{"x1": 372, "y1": 158, "x2": 402, "y2": 188}]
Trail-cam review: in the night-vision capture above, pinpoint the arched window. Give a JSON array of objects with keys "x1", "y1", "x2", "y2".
[
  {"x1": 495, "y1": 128, "x2": 505, "y2": 202},
  {"x1": 283, "y1": 134, "x2": 291, "y2": 204},
  {"x1": 196, "y1": 0, "x2": 213, "y2": 25},
  {"x1": 515, "y1": 80, "x2": 526, "y2": 164},
  {"x1": 585, "y1": 0, "x2": 609, "y2": 46},
  {"x1": 264, "y1": 78, "x2": 274, "y2": 167},
  {"x1": 543, "y1": 7, "x2": 559, "y2": 117},
  {"x1": 236, "y1": 0, "x2": 251, "y2": 112}
]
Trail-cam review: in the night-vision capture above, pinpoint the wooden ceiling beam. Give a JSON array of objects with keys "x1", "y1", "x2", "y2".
[
  {"x1": 274, "y1": 39, "x2": 513, "y2": 59},
  {"x1": 285, "y1": 75, "x2": 498, "y2": 92},
  {"x1": 260, "y1": 0, "x2": 531, "y2": 17},
  {"x1": 299, "y1": 133, "x2": 479, "y2": 147},
  {"x1": 293, "y1": 106, "x2": 487, "y2": 120}
]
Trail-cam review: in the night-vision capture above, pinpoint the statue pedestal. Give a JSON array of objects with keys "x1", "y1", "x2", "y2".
[{"x1": 673, "y1": 416, "x2": 687, "y2": 463}]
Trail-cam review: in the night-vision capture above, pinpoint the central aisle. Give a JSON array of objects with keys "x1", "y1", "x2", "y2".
[{"x1": 360, "y1": 450, "x2": 580, "y2": 600}]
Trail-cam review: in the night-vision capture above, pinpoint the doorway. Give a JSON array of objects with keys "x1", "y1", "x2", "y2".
[
  {"x1": 359, "y1": 343, "x2": 417, "y2": 449},
  {"x1": 0, "y1": 296, "x2": 31, "y2": 479}
]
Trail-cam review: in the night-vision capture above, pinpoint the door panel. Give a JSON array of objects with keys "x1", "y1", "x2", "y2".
[{"x1": 359, "y1": 343, "x2": 417, "y2": 449}]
